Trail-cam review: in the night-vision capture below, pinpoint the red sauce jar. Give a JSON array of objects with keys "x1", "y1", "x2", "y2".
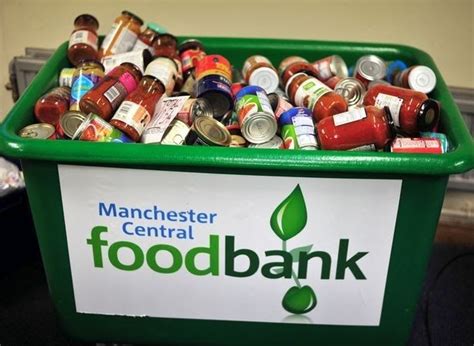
[
  {"x1": 110, "y1": 60, "x2": 169, "y2": 141},
  {"x1": 79, "y1": 62, "x2": 143, "y2": 120},
  {"x1": 67, "y1": 14, "x2": 99, "y2": 66},
  {"x1": 34, "y1": 86, "x2": 71, "y2": 125},
  {"x1": 281, "y1": 61, "x2": 319, "y2": 91},
  {"x1": 153, "y1": 33, "x2": 178, "y2": 59},
  {"x1": 131, "y1": 23, "x2": 164, "y2": 54},
  {"x1": 287, "y1": 73, "x2": 348, "y2": 123},
  {"x1": 316, "y1": 106, "x2": 395, "y2": 150},
  {"x1": 363, "y1": 84, "x2": 440, "y2": 134},
  {"x1": 278, "y1": 56, "x2": 308, "y2": 77}
]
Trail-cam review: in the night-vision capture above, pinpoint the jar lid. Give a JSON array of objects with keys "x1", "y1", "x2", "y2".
[
  {"x1": 408, "y1": 66, "x2": 437, "y2": 94},
  {"x1": 417, "y1": 99, "x2": 440, "y2": 132},
  {"x1": 122, "y1": 10, "x2": 144, "y2": 25},
  {"x1": 356, "y1": 55, "x2": 386, "y2": 81},
  {"x1": 157, "y1": 32, "x2": 178, "y2": 44},
  {"x1": 146, "y1": 22, "x2": 167, "y2": 34},
  {"x1": 76, "y1": 59, "x2": 105, "y2": 71},
  {"x1": 74, "y1": 14, "x2": 99, "y2": 30},
  {"x1": 178, "y1": 39, "x2": 204, "y2": 54}
]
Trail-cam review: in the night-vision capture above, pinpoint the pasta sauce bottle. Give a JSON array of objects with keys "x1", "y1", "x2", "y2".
[
  {"x1": 316, "y1": 106, "x2": 395, "y2": 150},
  {"x1": 99, "y1": 11, "x2": 143, "y2": 58},
  {"x1": 110, "y1": 58, "x2": 176, "y2": 141},
  {"x1": 67, "y1": 14, "x2": 99, "y2": 66},
  {"x1": 79, "y1": 63, "x2": 143, "y2": 120},
  {"x1": 287, "y1": 73, "x2": 348, "y2": 123},
  {"x1": 363, "y1": 84, "x2": 440, "y2": 134}
]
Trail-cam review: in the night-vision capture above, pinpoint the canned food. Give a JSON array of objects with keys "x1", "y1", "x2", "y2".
[
  {"x1": 180, "y1": 73, "x2": 197, "y2": 97},
  {"x1": 235, "y1": 85, "x2": 277, "y2": 144},
  {"x1": 248, "y1": 135, "x2": 284, "y2": 149},
  {"x1": 420, "y1": 132, "x2": 450, "y2": 153},
  {"x1": 334, "y1": 77, "x2": 366, "y2": 108},
  {"x1": 185, "y1": 116, "x2": 231, "y2": 146},
  {"x1": 18, "y1": 123, "x2": 56, "y2": 140},
  {"x1": 196, "y1": 75, "x2": 233, "y2": 119},
  {"x1": 226, "y1": 124, "x2": 248, "y2": 147},
  {"x1": 354, "y1": 55, "x2": 386, "y2": 87},
  {"x1": 268, "y1": 92, "x2": 293, "y2": 120},
  {"x1": 59, "y1": 110, "x2": 87, "y2": 138},
  {"x1": 385, "y1": 60, "x2": 408, "y2": 84},
  {"x1": 278, "y1": 56, "x2": 308, "y2": 78},
  {"x1": 312, "y1": 55, "x2": 348, "y2": 81},
  {"x1": 394, "y1": 65, "x2": 437, "y2": 94},
  {"x1": 279, "y1": 107, "x2": 317, "y2": 150},
  {"x1": 73, "y1": 113, "x2": 132, "y2": 143},
  {"x1": 59, "y1": 68, "x2": 76, "y2": 87},
  {"x1": 231, "y1": 82, "x2": 247, "y2": 99},
  {"x1": 178, "y1": 39, "x2": 205, "y2": 76},
  {"x1": 195, "y1": 54, "x2": 232, "y2": 81},
  {"x1": 389, "y1": 137, "x2": 443, "y2": 154},
  {"x1": 161, "y1": 119, "x2": 191, "y2": 145},
  {"x1": 175, "y1": 98, "x2": 213, "y2": 125},
  {"x1": 242, "y1": 55, "x2": 279, "y2": 93}
]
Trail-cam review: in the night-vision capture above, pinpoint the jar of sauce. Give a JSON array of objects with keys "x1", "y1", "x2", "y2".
[
  {"x1": 316, "y1": 106, "x2": 395, "y2": 150},
  {"x1": 131, "y1": 22, "x2": 164, "y2": 55},
  {"x1": 100, "y1": 11, "x2": 143, "y2": 58},
  {"x1": 79, "y1": 62, "x2": 143, "y2": 120},
  {"x1": 110, "y1": 59, "x2": 170, "y2": 141},
  {"x1": 278, "y1": 56, "x2": 308, "y2": 78},
  {"x1": 363, "y1": 84, "x2": 440, "y2": 134},
  {"x1": 68, "y1": 14, "x2": 99, "y2": 66},
  {"x1": 153, "y1": 33, "x2": 178, "y2": 59},
  {"x1": 287, "y1": 73, "x2": 348, "y2": 123},
  {"x1": 241, "y1": 55, "x2": 279, "y2": 93},
  {"x1": 34, "y1": 86, "x2": 71, "y2": 125},
  {"x1": 393, "y1": 65, "x2": 437, "y2": 94},
  {"x1": 281, "y1": 60, "x2": 319, "y2": 91}
]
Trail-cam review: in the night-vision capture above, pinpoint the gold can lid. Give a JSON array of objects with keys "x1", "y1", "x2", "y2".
[
  {"x1": 18, "y1": 123, "x2": 55, "y2": 139},
  {"x1": 193, "y1": 116, "x2": 231, "y2": 146}
]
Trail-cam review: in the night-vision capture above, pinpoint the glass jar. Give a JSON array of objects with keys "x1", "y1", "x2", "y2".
[
  {"x1": 79, "y1": 63, "x2": 143, "y2": 120},
  {"x1": 34, "y1": 86, "x2": 71, "y2": 125},
  {"x1": 99, "y1": 11, "x2": 144, "y2": 58},
  {"x1": 153, "y1": 33, "x2": 178, "y2": 59},
  {"x1": 316, "y1": 106, "x2": 395, "y2": 150},
  {"x1": 131, "y1": 22, "x2": 164, "y2": 55},
  {"x1": 287, "y1": 73, "x2": 348, "y2": 123},
  {"x1": 67, "y1": 14, "x2": 99, "y2": 66},
  {"x1": 363, "y1": 84, "x2": 440, "y2": 134}
]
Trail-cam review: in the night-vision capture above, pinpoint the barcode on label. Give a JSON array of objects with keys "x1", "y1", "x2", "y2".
[
  {"x1": 104, "y1": 86, "x2": 120, "y2": 103},
  {"x1": 116, "y1": 102, "x2": 132, "y2": 115}
]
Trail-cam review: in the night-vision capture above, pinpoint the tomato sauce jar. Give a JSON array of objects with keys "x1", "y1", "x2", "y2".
[
  {"x1": 316, "y1": 106, "x2": 396, "y2": 150},
  {"x1": 363, "y1": 84, "x2": 440, "y2": 134},
  {"x1": 79, "y1": 62, "x2": 143, "y2": 120},
  {"x1": 34, "y1": 86, "x2": 71, "y2": 125},
  {"x1": 312, "y1": 55, "x2": 348, "y2": 82},
  {"x1": 100, "y1": 11, "x2": 143, "y2": 58},
  {"x1": 241, "y1": 55, "x2": 279, "y2": 93},
  {"x1": 153, "y1": 33, "x2": 178, "y2": 59},
  {"x1": 393, "y1": 65, "x2": 437, "y2": 94},
  {"x1": 132, "y1": 22, "x2": 164, "y2": 54},
  {"x1": 280, "y1": 59, "x2": 319, "y2": 92},
  {"x1": 67, "y1": 14, "x2": 99, "y2": 67},
  {"x1": 287, "y1": 73, "x2": 348, "y2": 123}
]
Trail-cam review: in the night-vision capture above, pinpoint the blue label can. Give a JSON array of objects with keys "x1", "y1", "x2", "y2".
[{"x1": 196, "y1": 75, "x2": 233, "y2": 119}]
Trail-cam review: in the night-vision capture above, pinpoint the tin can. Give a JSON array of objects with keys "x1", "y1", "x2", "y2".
[
  {"x1": 185, "y1": 116, "x2": 231, "y2": 146},
  {"x1": 226, "y1": 124, "x2": 248, "y2": 147},
  {"x1": 278, "y1": 56, "x2": 308, "y2": 78},
  {"x1": 268, "y1": 92, "x2": 293, "y2": 120},
  {"x1": 354, "y1": 55, "x2": 386, "y2": 87},
  {"x1": 59, "y1": 110, "x2": 87, "y2": 138},
  {"x1": 334, "y1": 77, "x2": 366, "y2": 108},
  {"x1": 385, "y1": 60, "x2": 408, "y2": 84},
  {"x1": 242, "y1": 55, "x2": 279, "y2": 93},
  {"x1": 279, "y1": 107, "x2": 317, "y2": 150},
  {"x1": 175, "y1": 98, "x2": 213, "y2": 125},
  {"x1": 178, "y1": 39, "x2": 205, "y2": 77},
  {"x1": 18, "y1": 123, "x2": 56, "y2": 140},
  {"x1": 70, "y1": 60, "x2": 104, "y2": 111},
  {"x1": 196, "y1": 75, "x2": 233, "y2": 119},
  {"x1": 389, "y1": 137, "x2": 443, "y2": 154},
  {"x1": 73, "y1": 113, "x2": 132, "y2": 143},
  {"x1": 420, "y1": 132, "x2": 450, "y2": 153},
  {"x1": 393, "y1": 65, "x2": 437, "y2": 94},
  {"x1": 59, "y1": 68, "x2": 76, "y2": 87},
  {"x1": 231, "y1": 82, "x2": 247, "y2": 99},
  {"x1": 195, "y1": 54, "x2": 232, "y2": 82},
  {"x1": 161, "y1": 119, "x2": 191, "y2": 145},
  {"x1": 248, "y1": 135, "x2": 284, "y2": 149},
  {"x1": 312, "y1": 55, "x2": 348, "y2": 81},
  {"x1": 101, "y1": 49, "x2": 153, "y2": 74},
  {"x1": 180, "y1": 73, "x2": 197, "y2": 97},
  {"x1": 235, "y1": 85, "x2": 277, "y2": 144}
]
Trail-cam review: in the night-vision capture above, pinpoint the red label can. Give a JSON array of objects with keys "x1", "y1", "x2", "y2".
[
  {"x1": 390, "y1": 137, "x2": 443, "y2": 154},
  {"x1": 181, "y1": 49, "x2": 206, "y2": 75},
  {"x1": 195, "y1": 55, "x2": 232, "y2": 82}
]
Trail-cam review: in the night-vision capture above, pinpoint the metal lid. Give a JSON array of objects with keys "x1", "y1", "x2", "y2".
[
  {"x1": 178, "y1": 39, "x2": 204, "y2": 54},
  {"x1": 193, "y1": 116, "x2": 231, "y2": 146},
  {"x1": 193, "y1": 98, "x2": 213, "y2": 118},
  {"x1": 408, "y1": 66, "x2": 436, "y2": 94},
  {"x1": 121, "y1": 10, "x2": 144, "y2": 25},
  {"x1": 60, "y1": 111, "x2": 87, "y2": 138},
  {"x1": 417, "y1": 99, "x2": 440, "y2": 132},
  {"x1": 249, "y1": 66, "x2": 279, "y2": 93},
  {"x1": 382, "y1": 106, "x2": 397, "y2": 141},
  {"x1": 329, "y1": 55, "x2": 348, "y2": 78},
  {"x1": 355, "y1": 55, "x2": 386, "y2": 81},
  {"x1": 241, "y1": 112, "x2": 278, "y2": 144},
  {"x1": 71, "y1": 113, "x2": 94, "y2": 140},
  {"x1": 74, "y1": 14, "x2": 99, "y2": 30},
  {"x1": 248, "y1": 135, "x2": 283, "y2": 149},
  {"x1": 334, "y1": 77, "x2": 366, "y2": 107},
  {"x1": 18, "y1": 123, "x2": 55, "y2": 139},
  {"x1": 161, "y1": 119, "x2": 190, "y2": 145}
]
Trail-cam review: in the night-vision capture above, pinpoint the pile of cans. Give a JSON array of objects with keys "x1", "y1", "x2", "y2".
[{"x1": 19, "y1": 10, "x2": 449, "y2": 154}]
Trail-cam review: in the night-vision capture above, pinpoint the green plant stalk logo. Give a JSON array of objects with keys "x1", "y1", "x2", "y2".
[{"x1": 270, "y1": 184, "x2": 317, "y2": 314}]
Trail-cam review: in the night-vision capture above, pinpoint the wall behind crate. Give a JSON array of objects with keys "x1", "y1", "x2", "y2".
[{"x1": 0, "y1": 0, "x2": 473, "y2": 121}]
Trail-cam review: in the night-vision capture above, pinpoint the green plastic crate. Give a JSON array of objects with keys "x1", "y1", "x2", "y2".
[{"x1": 0, "y1": 37, "x2": 473, "y2": 346}]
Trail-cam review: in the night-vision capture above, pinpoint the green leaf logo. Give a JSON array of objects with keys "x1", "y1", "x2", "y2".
[{"x1": 270, "y1": 184, "x2": 307, "y2": 241}]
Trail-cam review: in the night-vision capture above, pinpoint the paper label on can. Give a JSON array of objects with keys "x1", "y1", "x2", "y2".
[
  {"x1": 236, "y1": 92, "x2": 274, "y2": 126},
  {"x1": 374, "y1": 93, "x2": 403, "y2": 127},
  {"x1": 112, "y1": 101, "x2": 151, "y2": 135},
  {"x1": 294, "y1": 78, "x2": 331, "y2": 108},
  {"x1": 142, "y1": 96, "x2": 190, "y2": 143},
  {"x1": 70, "y1": 74, "x2": 100, "y2": 109},
  {"x1": 333, "y1": 107, "x2": 367, "y2": 126},
  {"x1": 131, "y1": 39, "x2": 155, "y2": 55},
  {"x1": 68, "y1": 30, "x2": 98, "y2": 50},
  {"x1": 59, "y1": 68, "x2": 76, "y2": 87},
  {"x1": 274, "y1": 97, "x2": 293, "y2": 120},
  {"x1": 102, "y1": 51, "x2": 145, "y2": 74},
  {"x1": 391, "y1": 138, "x2": 442, "y2": 153}
]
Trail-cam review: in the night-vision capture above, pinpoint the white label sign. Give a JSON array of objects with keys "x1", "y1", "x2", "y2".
[{"x1": 58, "y1": 165, "x2": 401, "y2": 326}]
